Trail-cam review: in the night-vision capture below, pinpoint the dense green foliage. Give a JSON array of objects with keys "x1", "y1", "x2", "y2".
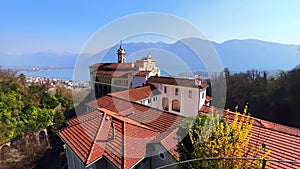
[
  {"x1": 224, "y1": 67, "x2": 300, "y2": 128},
  {"x1": 0, "y1": 70, "x2": 70, "y2": 143}
]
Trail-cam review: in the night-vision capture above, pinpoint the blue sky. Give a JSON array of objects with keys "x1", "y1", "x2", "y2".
[{"x1": 1, "y1": 0, "x2": 300, "y2": 54}]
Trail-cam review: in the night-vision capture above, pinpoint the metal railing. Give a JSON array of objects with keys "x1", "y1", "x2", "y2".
[{"x1": 155, "y1": 157, "x2": 300, "y2": 169}]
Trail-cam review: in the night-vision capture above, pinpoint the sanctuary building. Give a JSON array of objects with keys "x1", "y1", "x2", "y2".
[{"x1": 58, "y1": 43, "x2": 300, "y2": 169}]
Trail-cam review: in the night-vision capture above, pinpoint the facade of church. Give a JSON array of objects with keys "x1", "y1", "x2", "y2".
[{"x1": 89, "y1": 43, "x2": 160, "y2": 98}]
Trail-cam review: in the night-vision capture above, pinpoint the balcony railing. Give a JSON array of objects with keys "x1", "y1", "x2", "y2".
[{"x1": 156, "y1": 157, "x2": 300, "y2": 169}]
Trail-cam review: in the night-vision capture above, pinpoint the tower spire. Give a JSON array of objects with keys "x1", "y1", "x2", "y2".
[
  {"x1": 119, "y1": 40, "x2": 123, "y2": 50},
  {"x1": 117, "y1": 41, "x2": 126, "y2": 63}
]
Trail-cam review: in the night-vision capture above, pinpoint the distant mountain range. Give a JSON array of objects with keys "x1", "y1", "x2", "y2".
[
  {"x1": 1, "y1": 38, "x2": 299, "y2": 73},
  {"x1": 0, "y1": 52, "x2": 78, "y2": 67}
]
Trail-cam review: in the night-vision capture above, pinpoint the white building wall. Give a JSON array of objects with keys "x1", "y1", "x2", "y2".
[
  {"x1": 180, "y1": 87, "x2": 200, "y2": 117},
  {"x1": 199, "y1": 89, "x2": 206, "y2": 109},
  {"x1": 147, "y1": 83, "x2": 206, "y2": 117},
  {"x1": 168, "y1": 85, "x2": 200, "y2": 116},
  {"x1": 136, "y1": 95, "x2": 161, "y2": 110}
]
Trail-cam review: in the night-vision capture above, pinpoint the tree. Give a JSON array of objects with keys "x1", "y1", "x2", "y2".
[
  {"x1": 40, "y1": 93, "x2": 59, "y2": 109},
  {"x1": 177, "y1": 106, "x2": 271, "y2": 168},
  {"x1": 52, "y1": 111, "x2": 65, "y2": 132}
]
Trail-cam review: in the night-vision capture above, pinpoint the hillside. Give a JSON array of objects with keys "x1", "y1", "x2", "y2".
[{"x1": 1, "y1": 38, "x2": 299, "y2": 80}]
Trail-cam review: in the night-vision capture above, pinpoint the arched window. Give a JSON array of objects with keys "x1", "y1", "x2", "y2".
[
  {"x1": 1, "y1": 145, "x2": 11, "y2": 159},
  {"x1": 172, "y1": 99, "x2": 180, "y2": 112},
  {"x1": 162, "y1": 97, "x2": 169, "y2": 111}
]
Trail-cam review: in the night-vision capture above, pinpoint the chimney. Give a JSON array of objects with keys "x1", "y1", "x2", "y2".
[{"x1": 194, "y1": 76, "x2": 202, "y2": 86}]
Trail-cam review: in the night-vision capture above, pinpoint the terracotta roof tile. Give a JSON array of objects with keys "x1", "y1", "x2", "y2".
[
  {"x1": 59, "y1": 115, "x2": 103, "y2": 164},
  {"x1": 205, "y1": 95, "x2": 213, "y2": 102},
  {"x1": 86, "y1": 95, "x2": 185, "y2": 133},
  {"x1": 90, "y1": 63, "x2": 135, "y2": 70},
  {"x1": 60, "y1": 93, "x2": 188, "y2": 168},
  {"x1": 62, "y1": 85, "x2": 300, "y2": 168},
  {"x1": 150, "y1": 127, "x2": 180, "y2": 159},
  {"x1": 124, "y1": 122, "x2": 157, "y2": 168},
  {"x1": 108, "y1": 85, "x2": 160, "y2": 102},
  {"x1": 86, "y1": 95, "x2": 132, "y2": 113},
  {"x1": 95, "y1": 69, "x2": 150, "y2": 78},
  {"x1": 95, "y1": 70, "x2": 128, "y2": 77},
  {"x1": 66, "y1": 110, "x2": 100, "y2": 126},
  {"x1": 200, "y1": 105, "x2": 300, "y2": 168},
  {"x1": 147, "y1": 76, "x2": 208, "y2": 89},
  {"x1": 59, "y1": 107, "x2": 158, "y2": 169},
  {"x1": 134, "y1": 71, "x2": 151, "y2": 77}
]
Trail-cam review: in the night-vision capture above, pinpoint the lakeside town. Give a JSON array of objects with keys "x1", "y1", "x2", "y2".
[
  {"x1": 1, "y1": 42, "x2": 300, "y2": 169},
  {"x1": 25, "y1": 76, "x2": 91, "y2": 89},
  {"x1": 1, "y1": 1, "x2": 300, "y2": 169}
]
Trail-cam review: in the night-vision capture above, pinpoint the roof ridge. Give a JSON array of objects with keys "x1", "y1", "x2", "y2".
[
  {"x1": 124, "y1": 119, "x2": 158, "y2": 133},
  {"x1": 201, "y1": 105, "x2": 300, "y2": 137},
  {"x1": 85, "y1": 113, "x2": 105, "y2": 164},
  {"x1": 66, "y1": 111, "x2": 99, "y2": 127},
  {"x1": 99, "y1": 108, "x2": 157, "y2": 132},
  {"x1": 225, "y1": 110, "x2": 300, "y2": 136},
  {"x1": 149, "y1": 76, "x2": 193, "y2": 80},
  {"x1": 108, "y1": 85, "x2": 150, "y2": 96},
  {"x1": 61, "y1": 116, "x2": 95, "y2": 131},
  {"x1": 259, "y1": 119, "x2": 300, "y2": 137}
]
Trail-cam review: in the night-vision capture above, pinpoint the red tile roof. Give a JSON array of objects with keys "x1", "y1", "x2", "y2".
[
  {"x1": 134, "y1": 71, "x2": 151, "y2": 77},
  {"x1": 59, "y1": 108, "x2": 157, "y2": 169},
  {"x1": 95, "y1": 70, "x2": 128, "y2": 77},
  {"x1": 90, "y1": 63, "x2": 135, "y2": 70},
  {"x1": 205, "y1": 95, "x2": 213, "y2": 102},
  {"x1": 59, "y1": 113, "x2": 103, "y2": 164},
  {"x1": 200, "y1": 105, "x2": 300, "y2": 168},
  {"x1": 66, "y1": 110, "x2": 100, "y2": 126},
  {"x1": 86, "y1": 95, "x2": 185, "y2": 132},
  {"x1": 93, "y1": 69, "x2": 150, "y2": 78},
  {"x1": 60, "y1": 93, "x2": 186, "y2": 168},
  {"x1": 86, "y1": 95, "x2": 133, "y2": 113},
  {"x1": 108, "y1": 85, "x2": 160, "y2": 102},
  {"x1": 61, "y1": 85, "x2": 300, "y2": 168},
  {"x1": 147, "y1": 76, "x2": 208, "y2": 89},
  {"x1": 150, "y1": 127, "x2": 180, "y2": 159}
]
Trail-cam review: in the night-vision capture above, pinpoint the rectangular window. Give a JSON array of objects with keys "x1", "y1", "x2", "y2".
[
  {"x1": 148, "y1": 98, "x2": 151, "y2": 103},
  {"x1": 202, "y1": 92, "x2": 205, "y2": 99},
  {"x1": 175, "y1": 88, "x2": 178, "y2": 96},
  {"x1": 164, "y1": 86, "x2": 167, "y2": 93},
  {"x1": 153, "y1": 97, "x2": 157, "y2": 101},
  {"x1": 188, "y1": 90, "x2": 192, "y2": 98}
]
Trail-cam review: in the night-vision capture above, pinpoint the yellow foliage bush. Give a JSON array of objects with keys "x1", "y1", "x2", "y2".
[{"x1": 178, "y1": 105, "x2": 271, "y2": 168}]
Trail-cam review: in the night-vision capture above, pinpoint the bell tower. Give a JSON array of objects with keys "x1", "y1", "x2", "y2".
[{"x1": 117, "y1": 41, "x2": 126, "y2": 63}]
